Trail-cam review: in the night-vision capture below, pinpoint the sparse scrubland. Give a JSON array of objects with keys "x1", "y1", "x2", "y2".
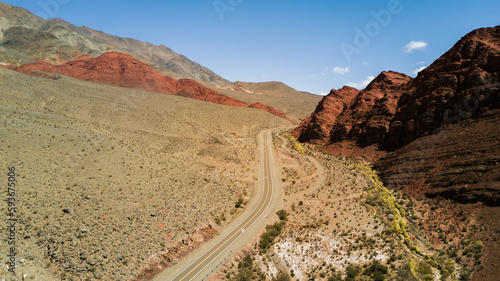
[
  {"x1": 222, "y1": 129, "x2": 485, "y2": 281},
  {"x1": 0, "y1": 67, "x2": 287, "y2": 280}
]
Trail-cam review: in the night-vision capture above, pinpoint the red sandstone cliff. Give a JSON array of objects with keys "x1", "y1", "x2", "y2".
[
  {"x1": 13, "y1": 52, "x2": 290, "y2": 120},
  {"x1": 293, "y1": 26, "x2": 500, "y2": 205}
]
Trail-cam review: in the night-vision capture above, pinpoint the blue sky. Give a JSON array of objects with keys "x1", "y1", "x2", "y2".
[{"x1": 4, "y1": 0, "x2": 500, "y2": 94}]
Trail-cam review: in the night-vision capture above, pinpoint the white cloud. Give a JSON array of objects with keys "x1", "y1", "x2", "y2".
[
  {"x1": 405, "y1": 41, "x2": 428, "y2": 53},
  {"x1": 320, "y1": 92, "x2": 329, "y2": 96},
  {"x1": 362, "y1": 62, "x2": 368, "y2": 65},
  {"x1": 412, "y1": 66, "x2": 427, "y2": 76},
  {"x1": 347, "y1": 75, "x2": 375, "y2": 89},
  {"x1": 333, "y1": 66, "x2": 350, "y2": 75}
]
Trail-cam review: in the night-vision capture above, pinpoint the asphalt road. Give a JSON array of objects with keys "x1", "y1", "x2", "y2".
[{"x1": 157, "y1": 130, "x2": 277, "y2": 281}]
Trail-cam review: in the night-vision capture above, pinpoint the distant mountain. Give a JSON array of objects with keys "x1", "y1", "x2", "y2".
[
  {"x1": 0, "y1": 1, "x2": 229, "y2": 85},
  {"x1": 215, "y1": 81, "x2": 322, "y2": 122},
  {"x1": 293, "y1": 26, "x2": 500, "y2": 206},
  {"x1": 13, "y1": 51, "x2": 291, "y2": 120}
]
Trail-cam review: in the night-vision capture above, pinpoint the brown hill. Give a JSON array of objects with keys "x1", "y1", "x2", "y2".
[
  {"x1": 13, "y1": 52, "x2": 289, "y2": 118},
  {"x1": 213, "y1": 81, "x2": 322, "y2": 123},
  {"x1": 292, "y1": 26, "x2": 500, "y2": 206}
]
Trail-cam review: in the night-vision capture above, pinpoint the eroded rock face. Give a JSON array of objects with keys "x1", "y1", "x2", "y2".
[
  {"x1": 249, "y1": 102, "x2": 292, "y2": 122},
  {"x1": 13, "y1": 52, "x2": 291, "y2": 120},
  {"x1": 385, "y1": 26, "x2": 500, "y2": 150},
  {"x1": 174, "y1": 78, "x2": 249, "y2": 108},
  {"x1": 292, "y1": 86, "x2": 359, "y2": 144},
  {"x1": 329, "y1": 71, "x2": 411, "y2": 148},
  {"x1": 293, "y1": 26, "x2": 500, "y2": 205},
  {"x1": 14, "y1": 52, "x2": 179, "y2": 94},
  {"x1": 292, "y1": 71, "x2": 411, "y2": 148}
]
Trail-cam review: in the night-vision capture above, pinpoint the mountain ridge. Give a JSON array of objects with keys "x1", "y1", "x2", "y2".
[
  {"x1": 292, "y1": 26, "x2": 500, "y2": 206},
  {"x1": 0, "y1": 1, "x2": 229, "y2": 85},
  {"x1": 12, "y1": 51, "x2": 291, "y2": 120}
]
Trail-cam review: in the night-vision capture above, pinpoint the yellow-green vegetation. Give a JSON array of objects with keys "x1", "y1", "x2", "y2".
[
  {"x1": 259, "y1": 210, "x2": 289, "y2": 254},
  {"x1": 357, "y1": 165, "x2": 463, "y2": 280},
  {"x1": 284, "y1": 133, "x2": 305, "y2": 154},
  {"x1": 357, "y1": 165, "x2": 412, "y2": 243}
]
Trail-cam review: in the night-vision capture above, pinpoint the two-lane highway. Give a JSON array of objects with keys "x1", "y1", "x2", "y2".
[{"x1": 154, "y1": 129, "x2": 278, "y2": 281}]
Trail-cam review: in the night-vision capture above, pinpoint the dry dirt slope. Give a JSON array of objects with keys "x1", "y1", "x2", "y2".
[
  {"x1": 211, "y1": 81, "x2": 322, "y2": 123},
  {"x1": 0, "y1": 67, "x2": 287, "y2": 280}
]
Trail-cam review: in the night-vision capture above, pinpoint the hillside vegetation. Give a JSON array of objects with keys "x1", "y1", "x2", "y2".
[{"x1": 0, "y1": 67, "x2": 287, "y2": 280}]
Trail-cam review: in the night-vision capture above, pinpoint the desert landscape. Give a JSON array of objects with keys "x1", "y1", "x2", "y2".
[
  {"x1": 1, "y1": 1, "x2": 499, "y2": 281},
  {"x1": 0, "y1": 66, "x2": 288, "y2": 280}
]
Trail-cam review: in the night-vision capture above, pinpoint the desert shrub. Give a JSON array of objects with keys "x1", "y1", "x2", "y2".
[
  {"x1": 235, "y1": 197, "x2": 243, "y2": 208},
  {"x1": 285, "y1": 134, "x2": 305, "y2": 154},
  {"x1": 363, "y1": 260, "x2": 388, "y2": 280},
  {"x1": 277, "y1": 209, "x2": 288, "y2": 221},
  {"x1": 424, "y1": 273, "x2": 434, "y2": 281},
  {"x1": 417, "y1": 261, "x2": 433, "y2": 276},
  {"x1": 459, "y1": 268, "x2": 470, "y2": 281},
  {"x1": 272, "y1": 271, "x2": 291, "y2": 281},
  {"x1": 259, "y1": 222, "x2": 283, "y2": 254},
  {"x1": 328, "y1": 273, "x2": 342, "y2": 281},
  {"x1": 238, "y1": 255, "x2": 253, "y2": 270},
  {"x1": 463, "y1": 240, "x2": 483, "y2": 256},
  {"x1": 346, "y1": 264, "x2": 361, "y2": 279},
  {"x1": 233, "y1": 270, "x2": 252, "y2": 281},
  {"x1": 214, "y1": 217, "x2": 222, "y2": 225}
]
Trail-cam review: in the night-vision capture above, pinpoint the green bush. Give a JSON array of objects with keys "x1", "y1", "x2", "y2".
[
  {"x1": 363, "y1": 260, "x2": 388, "y2": 280},
  {"x1": 238, "y1": 255, "x2": 253, "y2": 270},
  {"x1": 259, "y1": 222, "x2": 284, "y2": 254},
  {"x1": 277, "y1": 209, "x2": 288, "y2": 221},
  {"x1": 327, "y1": 273, "x2": 342, "y2": 281},
  {"x1": 464, "y1": 240, "x2": 483, "y2": 256},
  {"x1": 346, "y1": 264, "x2": 361, "y2": 279},
  {"x1": 417, "y1": 261, "x2": 433, "y2": 276}
]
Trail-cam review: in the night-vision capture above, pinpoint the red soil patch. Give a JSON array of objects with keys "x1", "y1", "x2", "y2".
[{"x1": 13, "y1": 52, "x2": 291, "y2": 120}]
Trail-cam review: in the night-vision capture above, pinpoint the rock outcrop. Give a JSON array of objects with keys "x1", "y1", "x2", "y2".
[
  {"x1": 249, "y1": 102, "x2": 292, "y2": 122},
  {"x1": 13, "y1": 52, "x2": 291, "y2": 120},
  {"x1": 293, "y1": 26, "x2": 500, "y2": 205},
  {"x1": 384, "y1": 27, "x2": 500, "y2": 150},
  {"x1": 329, "y1": 71, "x2": 411, "y2": 148},
  {"x1": 293, "y1": 86, "x2": 359, "y2": 144}
]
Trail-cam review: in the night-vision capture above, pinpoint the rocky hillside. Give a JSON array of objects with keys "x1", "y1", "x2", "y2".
[
  {"x1": 384, "y1": 26, "x2": 500, "y2": 150},
  {"x1": 215, "y1": 81, "x2": 322, "y2": 122},
  {"x1": 249, "y1": 102, "x2": 291, "y2": 122},
  {"x1": 292, "y1": 85, "x2": 359, "y2": 143},
  {"x1": 0, "y1": 1, "x2": 229, "y2": 85},
  {"x1": 13, "y1": 52, "x2": 290, "y2": 119},
  {"x1": 292, "y1": 26, "x2": 500, "y2": 205}
]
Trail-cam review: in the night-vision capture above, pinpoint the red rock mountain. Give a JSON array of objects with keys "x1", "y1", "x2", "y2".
[
  {"x1": 293, "y1": 26, "x2": 500, "y2": 206},
  {"x1": 293, "y1": 86, "x2": 359, "y2": 144},
  {"x1": 13, "y1": 52, "x2": 289, "y2": 119}
]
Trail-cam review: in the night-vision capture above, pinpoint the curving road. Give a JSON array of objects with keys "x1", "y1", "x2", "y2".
[{"x1": 154, "y1": 129, "x2": 278, "y2": 281}]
